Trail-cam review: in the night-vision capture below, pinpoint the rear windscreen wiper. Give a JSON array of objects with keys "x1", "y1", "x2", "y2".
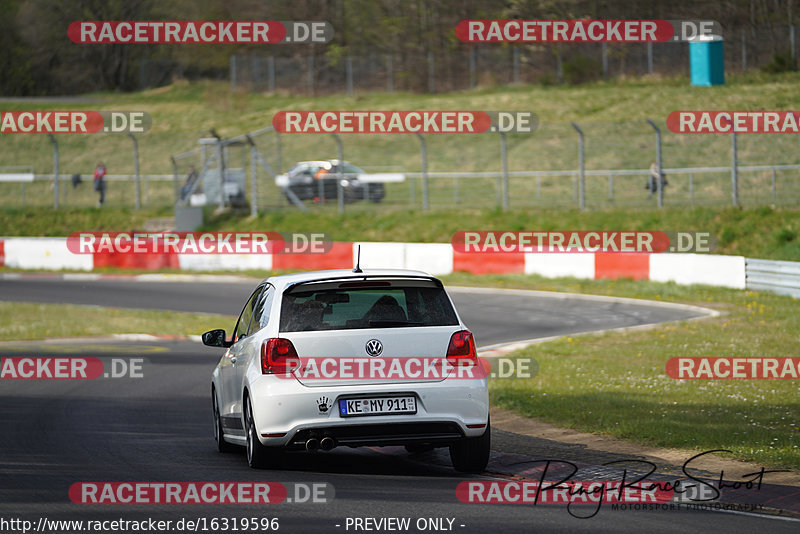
[{"x1": 368, "y1": 320, "x2": 424, "y2": 327}]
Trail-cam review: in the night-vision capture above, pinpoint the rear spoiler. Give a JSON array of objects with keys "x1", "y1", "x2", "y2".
[{"x1": 285, "y1": 274, "x2": 443, "y2": 293}]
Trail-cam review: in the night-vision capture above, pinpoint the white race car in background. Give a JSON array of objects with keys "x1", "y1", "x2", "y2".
[{"x1": 204, "y1": 268, "x2": 490, "y2": 472}]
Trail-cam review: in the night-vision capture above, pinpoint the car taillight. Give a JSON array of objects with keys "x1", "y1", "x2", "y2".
[
  {"x1": 446, "y1": 330, "x2": 477, "y2": 364},
  {"x1": 261, "y1": 338, "x2": 300, "y2": 374}
]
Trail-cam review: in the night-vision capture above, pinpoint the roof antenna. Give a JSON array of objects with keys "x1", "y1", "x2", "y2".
[{"x1": 353, "y1": 245, "x2": 363, "y2": 273}]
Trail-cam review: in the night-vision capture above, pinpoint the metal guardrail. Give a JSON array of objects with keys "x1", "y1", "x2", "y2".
[
  {"x1": 31, "y1": 174, "x2": 173, "y2": 181},
  {"x1": 404, "y1": 164, "x2": 800, "y2": 179},
  {"x1": 746, "y1": 258, "x2": 800, "y2": 298}
]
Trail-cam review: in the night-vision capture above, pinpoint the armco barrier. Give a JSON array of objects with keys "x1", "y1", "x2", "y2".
[
  {"x1": 524, "y1": 252, "x2": 594, "y2": 279},
  {"x1": 9, "y1": 237, "x2": 800, "y2": 296},
  {"x1": 2, "y1": 238, "x2": 93, "y2": 271},
  {"x1": 746, "y1": 258, "x2": 800, "y2": 298},
  {"x1": 650, "y1": 253, "x2": 746, "y2": 289},
  {"x1": 272, "y1": 242, "x2": 353, "y2": 271},
  {"x1": 455, "y1": 249, "x2": 525, "y2": 275}
]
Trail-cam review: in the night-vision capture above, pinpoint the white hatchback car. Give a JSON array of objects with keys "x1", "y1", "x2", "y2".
[{"x1": 204, "y1": 269, "x2": 490, "y2": 472}]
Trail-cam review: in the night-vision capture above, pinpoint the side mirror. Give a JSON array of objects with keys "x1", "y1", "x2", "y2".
[{"x1": 202, "y1": 329, "x2": 232, "y2": 348}]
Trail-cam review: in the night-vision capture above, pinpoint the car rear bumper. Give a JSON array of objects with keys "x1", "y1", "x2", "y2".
[
  {"x1": 247, "y1": 374, "x2": 489, "y2": 447},
  {"x1": 286, "y1": 421, "x2": 465, "y2": 449}
]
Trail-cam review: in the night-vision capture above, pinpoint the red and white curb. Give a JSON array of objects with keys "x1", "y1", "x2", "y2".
[{"x1": 1, "y1": 237, "x2": 747, "y2": 289}]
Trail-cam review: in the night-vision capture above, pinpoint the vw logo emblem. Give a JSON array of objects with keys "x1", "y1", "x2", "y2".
[{"x1": 365, "y1": 339, "x2": 383, "y2": 357}]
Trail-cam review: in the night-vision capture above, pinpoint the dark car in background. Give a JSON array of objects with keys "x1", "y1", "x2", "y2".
[{"x1": 276, "y1": 160, "x2": 385, "y2": 204}]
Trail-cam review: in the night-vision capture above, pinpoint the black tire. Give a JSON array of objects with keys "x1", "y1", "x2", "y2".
[
  {"x1": 449, "y1": 420, "x2": 491, "y2": 473},
  {"x1": 368, "y1": 184, "x2": 385, "y2": 203},
  {"x1": 245, "y1": 396, "x2": 277, "y2": 469},
  {"x1": 212, "y1": 389, "x2": 236, "y2": 453}
]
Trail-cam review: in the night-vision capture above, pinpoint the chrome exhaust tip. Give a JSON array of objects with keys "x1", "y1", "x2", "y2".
[
  {"x1": 320, "y1": 436, "x2": 336, "y2": 451},
  {"x1": 305, "y1": 438, "x2": 320, "y2": 452}
]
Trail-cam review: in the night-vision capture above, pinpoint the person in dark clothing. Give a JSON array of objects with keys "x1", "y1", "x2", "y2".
[
  {"x1": 93, "y1": 162, "x2": 107, "y2": 207},
  {"x1": 646, "y1": 162, "x2": 668, "y2": 196}
]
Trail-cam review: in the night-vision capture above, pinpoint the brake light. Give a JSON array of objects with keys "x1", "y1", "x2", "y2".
[
  {"x1": 261, "y1": 338, "x2": 300, "y2": 374},
  {"x1": 446, "y1": 330, "x2": 477, "y2": 363}
]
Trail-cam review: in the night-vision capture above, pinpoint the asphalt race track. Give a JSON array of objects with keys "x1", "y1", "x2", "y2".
[
  {"x1": 0, "y1": 277, "x2": 706, "y2": 347},
  {"x1": 0, "y1": 277, "x2": 796, "y2": 533}
]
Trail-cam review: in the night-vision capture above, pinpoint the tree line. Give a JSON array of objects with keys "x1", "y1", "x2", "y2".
[{"x1": 1, "y1": 0, "x2": 797, "y2": 96}]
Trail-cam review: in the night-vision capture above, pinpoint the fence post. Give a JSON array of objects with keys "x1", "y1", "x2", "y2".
[
  {"x1": 469, "y1": 48, "x2": 477, "y2": 89},
  {"x1": 416, "y1": 133, "x2": 429, "y2": 210},
  {"x1": 571, "y1": 122, "x2": 585, "y2": 210},
  {"x1": 689, "y1": 172, "x2": 694, "y2": 203},
  {"x1": 274, "y1": 130, "x2": 282, "y2": 173},
  {"x1": 645, "y1": 119, "x2": 663, "y2": 208},
  {"x1": 647, "y1": 42, "x2": 653, "y2": 74},
  {"x1": 332, "y1": 134, "x2": 344, "y2": 214},
  {"x1": 771, "y1": 166, "x2": 777, "y2": 200},
  {"x1": 731, "y1": 132, "x2": 739, "y2": 207},
  {"x1": 128, "y1": 133, "x2": 141, "y2": 210},
  {"x1": 512, "y1": 48, "x2": 520, "y2": 83},
  {"x1": 268, "y1": 56, "x2": 276, "y2": 92},
  {"x1": 63, "y1": 169, "x2": 68, "y2": 205},
  {"x1": 428, "y1": 52, "x2": 435, "y2": 93},
  {"x1": 170, "y1": 156, "x2": 179, "y2": 204},
  {"x1": 250, "y1": 56, "x2": 259, "y2": 89},
  {"x1": 48, "y1": 134, "x2": 59, "y2": 209},
  {"x1": 573, "y1": 173, "x2": 578, "y2": 202},
  {"x1": 499, "y1": 131, "x2": 509, "y2": 210},
  {"x1": 215, "y1": 137, "x2": 225, "y2": 210},
  {"x1": 792, "y1": 25, "x2": 796, "y2": 65},
  {"x1": 308, "y1": 55, "x2": 315, "y2": 95},
  {"x1": 556, "y1": 44, "x2": 563, "y2": 83},
  {"x1": 741, "y1": 29, "x2": 747, "y2": 71},
  {"x1": 230, "y1": 55, "x2": 237, "y2": 90},
  {"x1": 608, "y1": 174, "x2": 614, "y2": 201},
  {"x1": 386, "y1": 55, "x2": 394, "y2": 93},
  {"x1": 346, "y1": 56, "x2": 354, "y2": 96},
  {"x1": 602, "y1": 42, "x2": 608, "y2": 78},
  {"x1": 140, "y1": 58, "x2": 147, "y2": 91},
  {"x1": 246, "y1": 136, "x2": 258, "y2": 217}
]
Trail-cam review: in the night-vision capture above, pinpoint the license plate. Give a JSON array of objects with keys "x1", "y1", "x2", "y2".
[{"x1": 338, "y1": 396, "x2": 417, "y2": 417}]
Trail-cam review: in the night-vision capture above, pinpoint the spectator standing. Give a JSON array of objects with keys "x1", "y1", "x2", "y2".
[
  {"x1": 93, "y1": 162, "x2": 106, "y2": 207},
  {"x1": 647, "y1": 162, "x2": 668, "y2": 197}
]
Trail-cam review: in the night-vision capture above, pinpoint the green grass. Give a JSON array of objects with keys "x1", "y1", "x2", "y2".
[
  {"x1": 0, "y1": 301, "x2": 234, "y2": 341},
  {"x1": 3, "y1": 73, "x2": 800, "y2": 210},
  {"x1": 441, "y1": 273, "x2": 800, "y2": 471},
  {"x1": 2, "y1": 204, "x2": 799, "y2": 261}
]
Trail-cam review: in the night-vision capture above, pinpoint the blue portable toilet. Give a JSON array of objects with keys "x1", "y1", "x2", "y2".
[{"x1": 690, "y1": 35, "x2": 725, "y2": 86}]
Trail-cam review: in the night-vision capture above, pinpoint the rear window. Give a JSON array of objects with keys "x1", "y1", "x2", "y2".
[
  {"x1": 279, "y1": 283, "x2": 458, "y2": 332},
  {"x1": 338, "y1": 163, "x2": 364, "y2": 174}
]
